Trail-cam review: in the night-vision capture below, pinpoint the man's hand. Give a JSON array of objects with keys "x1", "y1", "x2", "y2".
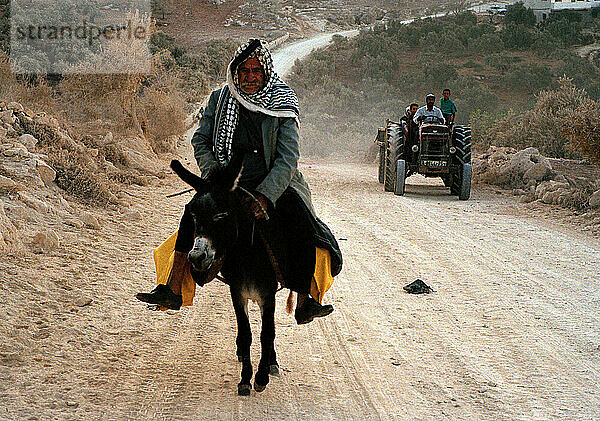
[{"x1": 243, "y1": 192, "x2": 269, "y2": 220}]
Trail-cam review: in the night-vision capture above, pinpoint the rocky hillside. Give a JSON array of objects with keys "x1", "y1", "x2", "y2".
[
  {"x1": 155, "y1": 0, "x2": 471, "y2": 50},
  {"x1": 473, "y1": 146, "x2": 600, "y2": 234},
  {"x1": 0, "y1": 99, "x2": 189, "y2": 256}
]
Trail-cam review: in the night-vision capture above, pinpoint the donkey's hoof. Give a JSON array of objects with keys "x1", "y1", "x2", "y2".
[
  {"x1": 269, "y1": 364, "x2": 280, "y2": 376},
  {"x1": 254, "y1": 381, "x2": 267, "y2": 393},
  {"x1": 238, "y1": 383, "x2": 251, "y2": 396}
]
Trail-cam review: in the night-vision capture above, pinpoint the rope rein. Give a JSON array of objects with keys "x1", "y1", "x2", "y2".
[{"x1": 166, "y1": 188, "x2": 194, "y2": 198}]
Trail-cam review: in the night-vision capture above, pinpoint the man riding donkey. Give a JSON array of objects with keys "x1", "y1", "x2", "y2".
[{"x1": 136, "y1": 39, "x2": 342, "y2": 324}]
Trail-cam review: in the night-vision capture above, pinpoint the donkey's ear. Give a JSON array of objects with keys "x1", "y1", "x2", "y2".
[
  {"x1": 171, "y1": 160, "x2": 208, "y2": 191},
  {"x1": 223, "y1": 154, "x2": 244, "y2": 191}
]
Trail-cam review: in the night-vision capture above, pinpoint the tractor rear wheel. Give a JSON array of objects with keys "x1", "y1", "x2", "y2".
[{"x1": 452, "y1": 126, "x2": 472, "y2": 165}]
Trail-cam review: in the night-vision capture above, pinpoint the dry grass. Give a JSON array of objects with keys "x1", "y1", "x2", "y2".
[
  {"x1": 0, "y1": 52, "x2": 56, "y2": 114},
  {"x1": 48, "y1": 149, "x2": 114, "y2": 205},
  {"x1": 0, "y1": 10, "x2": 237, "y2": 205},
  {"x1": 560, "y1": 101, "x2": 600, "y2": 165},
  {"x1": 139, "y1": 88, "x2": 187, "y2": 153},
  {"x1": 473, "y1": 77, "x2": 598, "y2": 159}
]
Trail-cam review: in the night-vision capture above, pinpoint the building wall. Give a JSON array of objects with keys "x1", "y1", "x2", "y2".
[
  {"x1": 526, "y1": 0, "x2": 600, "y2": 21},
  {"x1": 552, "y1": 0, "x2": 600, "y2": 11}
]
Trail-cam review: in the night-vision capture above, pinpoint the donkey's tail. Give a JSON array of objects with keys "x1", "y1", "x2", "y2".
[{"x1": 286, "y1": 290, "x2": 295, "y2": 315}]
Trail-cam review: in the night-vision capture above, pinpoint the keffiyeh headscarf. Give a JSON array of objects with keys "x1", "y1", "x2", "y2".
[{"x1": 213, "y1": 39, "x2": 300, "y2": 166}]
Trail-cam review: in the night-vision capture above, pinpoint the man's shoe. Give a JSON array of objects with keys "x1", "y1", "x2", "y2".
[
  {"x1": 295, "y1": 297, "x2": 334, "y2": 325},
  {"x1": 135, "y1": 284, "x2": 182, "y2": 310}
]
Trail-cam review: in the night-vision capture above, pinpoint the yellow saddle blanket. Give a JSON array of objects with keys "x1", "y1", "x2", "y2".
[{"x1": 154, "y1": 231, "x2": 334, "y2": 306}]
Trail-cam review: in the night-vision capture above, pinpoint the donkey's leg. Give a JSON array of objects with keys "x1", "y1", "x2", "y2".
[
  {"x1": 269, "y1": 347, "x2": 279, "y2": 376},
  {"x1": 230, "y1": 288, "x2": 252, "y2": 396},
  {"x1": 254, "y1": 294, "x2": 276, "y2": 392}
]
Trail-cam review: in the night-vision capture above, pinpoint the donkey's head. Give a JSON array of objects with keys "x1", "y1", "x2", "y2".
[{"x1": 170, "y1": 156, "x2": 243, "y2": 279}]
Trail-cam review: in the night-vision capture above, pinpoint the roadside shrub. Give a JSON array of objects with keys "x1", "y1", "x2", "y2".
[
  {"x1": 464, "y1": 61, "x2": 484, "y2": 71},
  {"x1": 532, "y1": 30, "x2": 564, "y2": 57},
  {"x1": 501, "y1": 24, "x2": 534, "y2": 49},
  {"x1": 197, "y1": 39, "x2": 239, "y2": 79},
  {"x1": 150, "y1": 32, "x2": 178, "y2": 54},
  {"x1": 560, "y1": 101, "x2": 600, "y2": 164},
  {"x1": 49, "y1": 149, "x2": 113, "y2": 205},
  {"x1": 557, "y1": 55, "x2": 600, "y2": 97},
  {"x1": 504, "y1": 2, "x2": 536, "y2": 27},
  {"x1": 469, "y1": 32, "x2": 503, "y2": 54},
  {"x1": 139, "y1": 88, "x2": 187, "y2": 153},
  {"x1": 503, "y1": 63, "x2": 553, "y2": 93},
  {"x1": 470, "y1": 109, "x2": 501, "y2": 151},
  {"x1": 454, "y1": 11, "x2": 477, "y2": 26},
  {"x1": 0, "y1": 0, "x2": 8, "y2": 54},
  {"x1": 453, "y1": 80, "x2": 499, "y2": 119},
  {"x1": 423, "y1": 63, "x2": 458, "y2": 88},
  {"x1": 485, "y1": 53, "x2": 521, "y2": 74},
  {"x1": 543, "y1": 10, "x2": 583, "y2": 46},
  {"x1": 482, "y1": 78, "x2": 590, "y2": 158},
  {"x1": 0, "y1": 51, "x2": 55, "y2": 113}
]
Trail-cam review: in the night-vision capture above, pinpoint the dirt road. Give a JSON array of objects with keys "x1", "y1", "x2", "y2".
[
  {"x1": 272, "y1": 29, "x2": 359, "y2": 76},
  {"x1": 2, "y1": 155, "x2": 599, "y2": 420}
]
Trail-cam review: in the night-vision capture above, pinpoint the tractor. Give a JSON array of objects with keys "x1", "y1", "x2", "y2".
[{"x1": 376, "y1": 115, "x2": 472, "y2": 200}]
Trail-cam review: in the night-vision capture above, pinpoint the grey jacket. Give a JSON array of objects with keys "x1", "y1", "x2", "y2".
[{"x1": 191, "y1": 87, "x2": 316, "y2": 215}]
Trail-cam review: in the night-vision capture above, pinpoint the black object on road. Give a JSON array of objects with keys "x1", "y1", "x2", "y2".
[{"x1": 403, "y1": 279, "x2": 434, "y2": 294}]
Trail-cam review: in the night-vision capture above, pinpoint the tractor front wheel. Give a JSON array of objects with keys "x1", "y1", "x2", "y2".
[
  {"x1": 459, "y1": 163, "x2": 472, "y2": 200},
  {"x1": 394, "y1": 160, "x2": 406, "y2": 196}
]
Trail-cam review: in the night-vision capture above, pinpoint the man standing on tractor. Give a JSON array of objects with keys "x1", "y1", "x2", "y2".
[
  {"x1": 440, "y1": 88, "x2": 457, "y2": 127},
  {"x1": 414, "y1": 94, "x2": 445, "y2": 124},
  {"x1": 401, "y1": 103, "x2": 419, "y2": 144},
  {"x1": 401, "y1": 103, "x2": 420, "y2": 161}
]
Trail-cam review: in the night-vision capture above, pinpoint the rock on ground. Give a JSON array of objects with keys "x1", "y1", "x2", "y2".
[
  {"x1": 81, "y1": 212, "x2": 101, "y2": 230},
  {"x1": 30, "y1": 230, "x2": 60, "y2": 253},
  {"x1": 0, "y1": 175, "x2": 21, "y2": 191},
  {"x1": 35, "y1": 159, "x2": 56, "y2": 186},
  {"x1": 0, "y1": 200, "x2": 23, "y2": 254},
  {"x1": 590, "y1": 190, "x2": 600, "y2": 209},
  {"x1": 17, "y1": 134, "x2": 38, "y2": 150},
  {"x1": 523, "y1": 161, "x2": 554, "y2": 183}
]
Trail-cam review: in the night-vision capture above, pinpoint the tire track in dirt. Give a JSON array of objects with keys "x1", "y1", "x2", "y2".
[
  {"x1": 311, "y1": 168, "x2": 508, "y2": 418},
  {"x1": 308, "y1": 162, "x2": 600, "y2": 419}
]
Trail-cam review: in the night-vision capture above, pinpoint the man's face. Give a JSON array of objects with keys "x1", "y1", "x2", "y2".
[
  {"x1": 426, "y1": 97, "x2": 435, "y2": 108},
  {"x1": 443, "y1": 90, "x2": 450, "y2": 100},
  {"x1": 238, "y1": 57, "x2": 264, "y2": 94},
  {"x1": 410, "y1": 105, "x2": 418, "y2": 115}
]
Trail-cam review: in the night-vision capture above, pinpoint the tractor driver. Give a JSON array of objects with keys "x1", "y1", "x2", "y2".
[{"x1": 414, "y1": 94, "x2": 445, "y2": 125}]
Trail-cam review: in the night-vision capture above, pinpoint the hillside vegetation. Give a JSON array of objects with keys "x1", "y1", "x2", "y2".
[
  {"x1": 0, "y1": 0, "x2": 237, "y2": 204},
  {"x1": 288, "y1": 4, "x2": 600, "y2": 162}
]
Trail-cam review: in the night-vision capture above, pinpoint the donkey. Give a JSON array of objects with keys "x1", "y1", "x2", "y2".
[{"x1": 171, "y1": 157, "x2": 286, "y2": 396}]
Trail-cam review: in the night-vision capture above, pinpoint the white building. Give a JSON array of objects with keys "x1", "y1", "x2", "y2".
[{"x1": 525, "y1": 0, "x2": 600, "y2": 20}]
